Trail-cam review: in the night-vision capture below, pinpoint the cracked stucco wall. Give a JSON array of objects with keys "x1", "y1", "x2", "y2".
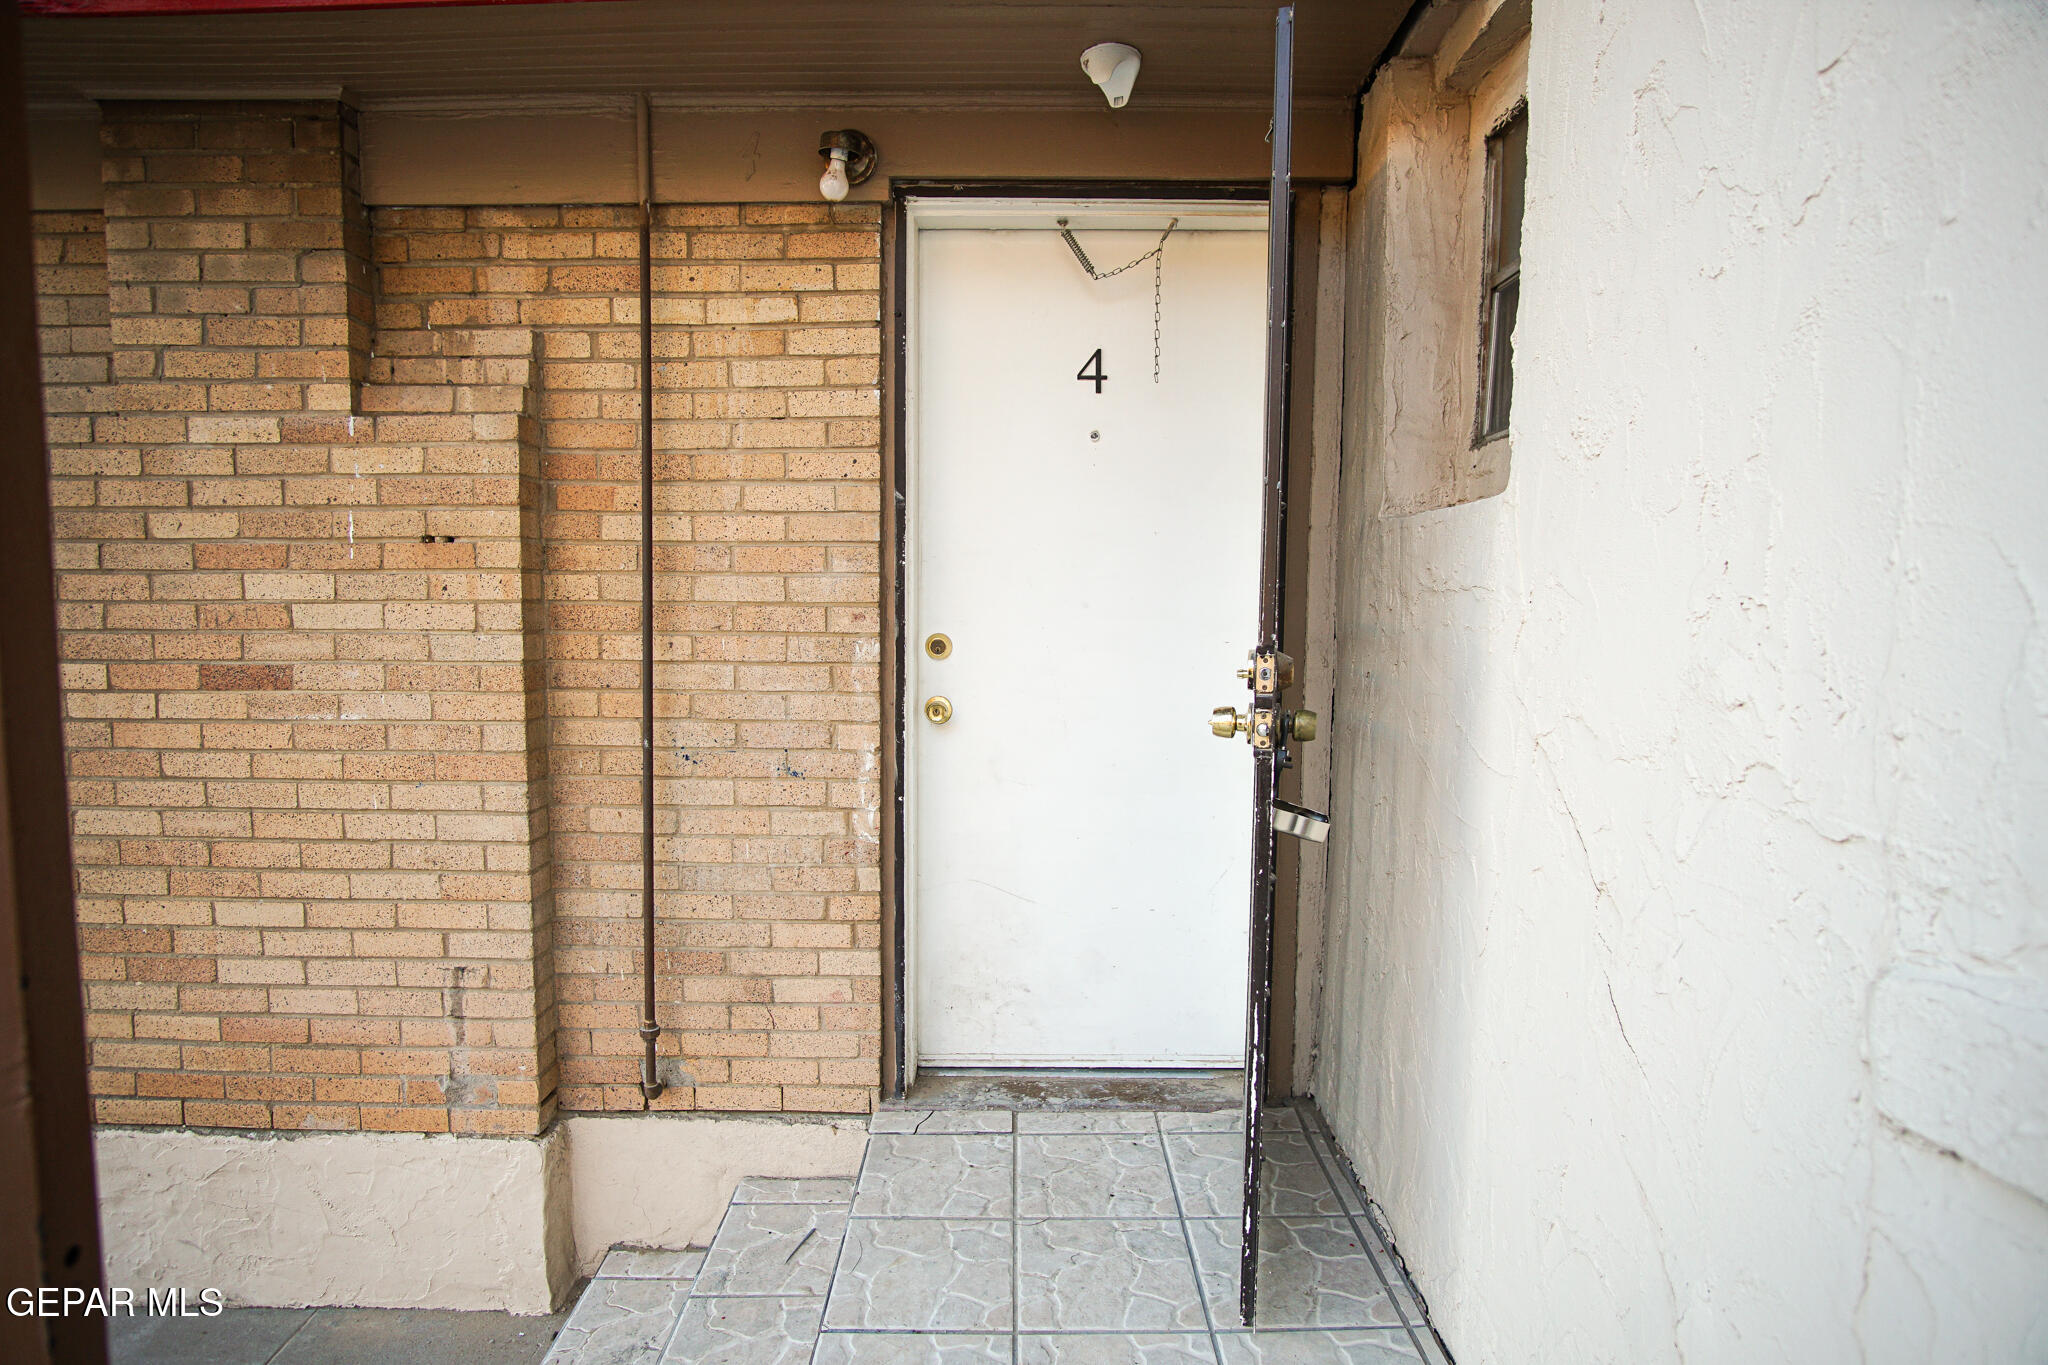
[
  {"x1": 92, "y1": 1113, "x2": 867, "y2": 1310},
  {"x1": 1316, "y1": 2, "x2": 2048, "y2": 1362},
  {"x1": 95, "y1": 1127, "x2": 572, "y2": 1313}
]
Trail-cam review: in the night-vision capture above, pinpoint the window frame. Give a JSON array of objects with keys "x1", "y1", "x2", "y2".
[{"x1": 1475, "y1": 100, "x2": 1528, "y2": 445}]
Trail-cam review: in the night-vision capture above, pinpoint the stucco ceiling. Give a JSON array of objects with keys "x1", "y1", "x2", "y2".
[{"x1": 23, "y1": 0, "x2": 1409, "y2": 109}]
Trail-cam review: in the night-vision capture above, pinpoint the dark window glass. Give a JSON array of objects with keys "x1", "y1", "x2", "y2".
[{"x1": 1479, "y1": 109, "x2": 1527, "y2": 440}]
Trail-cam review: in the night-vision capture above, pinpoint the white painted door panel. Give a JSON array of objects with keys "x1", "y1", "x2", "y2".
[{"x1": 912, "y1": 224, "x2": 1265, "y2": 1066}]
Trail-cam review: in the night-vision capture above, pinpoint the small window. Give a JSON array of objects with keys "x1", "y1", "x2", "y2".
[{"x1": 1477, "y1": 107, "x2": 1527, "y2": 441}]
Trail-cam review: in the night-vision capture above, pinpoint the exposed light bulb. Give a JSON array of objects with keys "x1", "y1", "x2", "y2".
[{"x1": 819, "y1": 148, "x2": 850, "y2": 202}]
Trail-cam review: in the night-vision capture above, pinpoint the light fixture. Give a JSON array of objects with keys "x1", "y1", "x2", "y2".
[
  {"x1": 817, "y1": 129, "x2": 877, "y2": 202},
  {"x1": 1080, "y1": 42, "x2": 1142, "y2": 108}
]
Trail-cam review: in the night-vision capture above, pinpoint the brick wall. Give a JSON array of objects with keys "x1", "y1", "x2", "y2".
[
  {"x1": 36, "y1": 101, "x2": 883, "y2": 1135},
  {"x1": 371, "y1": 202, "x2": 884, "y2": 1114}
]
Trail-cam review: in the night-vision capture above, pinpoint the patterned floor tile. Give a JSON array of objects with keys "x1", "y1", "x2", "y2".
[
  {"x1": 1213, "y1": 1329, "x2": 1422, "y2": 1362},
  {"x1": 1410, "y1": 1324, "x2": 1454, "y2": 1365},
  {"x1": 732, "y1": 1176, "x2": 855, "y2": 1205},
  {"x1": 546, "y1": 1104, "x2": 1450, "y2": 1365},
  {"x1": 595, "y1": 1246, "x2": 706, "y2": 1281},
  {"x1": 1015, "y1": 1112, "x2": 1162, "y2": 1134},
  {"x1": 852, "y1": 1135, "x2": 1013, "y2": 1218},
  {"x1": 1162, "y1": 1132, "x2": 1241, "y2": 1218},
  {"x1": 1166, "y1": 1131, "x2": 1346, "y2": 1219},
  {"x1": 543, "y1": 1277, "x2": 691, "y2": 1365},
  {"x1": 696, "y1": 1204, "x2": 848, "y2": 1296},
  {"x1": 1261, "y1": 1130, "x2": 1354, "y2": 1217},
  {"x1": 1186, "y1": 1219, "x2": 1403, "y2": 1330},
  {"x1": 813, "y1": 1333, "x2": 1013, "y2": 1362},
  {"x1": 1018, "y1": 1334, "x2": 1219, "y2": 1363},
  {"x1": 1017, "y1": 1134, "x2": 1178, "y2": 1218},
  {"x1": 1297, "y1": 1129, "x2": 1370, "y2": 1217},
  {"x1": 1015, "y1": 1218, "x2": 1207, "y2": 1332},
  {"x1": 870, "y1": 1110, "x2": 1015, "y2": 1134},
  {"x1": 659, "y1": 1297, "x2": 820, "y2": 1364},
  {"x1": 823, "y1": 1218, "x2": 1012, "y2": 1332}
]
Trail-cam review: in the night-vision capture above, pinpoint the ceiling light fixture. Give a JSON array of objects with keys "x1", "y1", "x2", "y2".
[
  {"x1": 1080, "y1": 42, "x2": 1143, "y2": 108},
  {"x1": 817, "y1": 129, "x2": 878, "y2": 202}
]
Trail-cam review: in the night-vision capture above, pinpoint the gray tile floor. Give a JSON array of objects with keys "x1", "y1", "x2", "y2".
[
  {"x1": 547, "y1": 1103, "x2": 1451, "y2": 1364},
  {"x1": 108, "y1": 1301, "x2": 573, "y2": 1364}
]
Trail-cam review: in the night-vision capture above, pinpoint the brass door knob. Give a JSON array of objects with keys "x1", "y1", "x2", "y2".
[
  {"x1": 1210, "y1": 706, "x2": 1247, "y2": 739},
  {"x1": 1286, "y1": 709, "x2": 1317, "y2": 742},
  {"x1": 924, "y1": 696, "x2": 953, "y2": 725}
]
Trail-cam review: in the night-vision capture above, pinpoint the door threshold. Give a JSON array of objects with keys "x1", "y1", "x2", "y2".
[{"x1": 897, "y1": 1067, "x2": 1243, "y2": 1113}]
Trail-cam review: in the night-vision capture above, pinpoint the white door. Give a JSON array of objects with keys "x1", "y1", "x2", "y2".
[{"x1": 910, "y1": 206, "x2": 1267, "y2": 1067}]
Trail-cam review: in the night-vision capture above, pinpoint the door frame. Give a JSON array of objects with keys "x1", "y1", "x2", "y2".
[{"x1": 881, "y1": 181, "x2": 1268, "y2": 1098}]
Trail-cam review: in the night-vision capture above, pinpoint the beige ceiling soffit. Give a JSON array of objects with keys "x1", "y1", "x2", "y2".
[
  {"x1": 1434, "y1": 0, "x2": 1532, "y2": 93},
  {"x1": 362, "y1": 91, "x2": 1350, "y2": 117},
  {"x1": 84, "y1": 85, "x2": 351, "y2": 103},
  {"x1": 1390, "y1": 0, "x2": 1464, "y2": 64},
  {"x1": 645, "y1": 92, "x2": 1298, "y2": 114},
  {"x1": 361, "y1": 94, "x2": 637, "y2": 116}
]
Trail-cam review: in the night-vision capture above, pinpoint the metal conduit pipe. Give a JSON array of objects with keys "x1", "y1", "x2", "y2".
[{"x1": 636, "y1": 93, "x2": 664, "y2": 1104}]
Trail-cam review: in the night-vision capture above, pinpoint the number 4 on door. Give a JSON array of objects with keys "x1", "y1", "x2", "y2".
[{"x1": 1076, "y1": 348, "x2": 1108, "y2": 393}]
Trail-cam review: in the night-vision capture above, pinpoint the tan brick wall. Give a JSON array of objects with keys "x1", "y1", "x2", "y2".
[
  {"x1": 36, "y1": 100, "x2": 883, "y2": 1133},
  {"x1": 371, "y1": 203, "x2": 883, "y2": 1115}
]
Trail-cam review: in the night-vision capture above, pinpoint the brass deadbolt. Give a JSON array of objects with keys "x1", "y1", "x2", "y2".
[
  {"x1": 924, "y1": 633, "x2": 953, "y2": 660},
  {"x1": 1251, "y1": 650, "x2": 1296, "y2": 695},
  {"x1": 1210, "y1": 706, "x2": 1247, "y2": 739},
  {"x1": 924, "y1": 696, "x2": 953, "y2": 725}
]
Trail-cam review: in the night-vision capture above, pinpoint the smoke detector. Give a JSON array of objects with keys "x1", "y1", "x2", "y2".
[{"x1": 1080, "y1": 42, "x2": 1142, "y2": 109}]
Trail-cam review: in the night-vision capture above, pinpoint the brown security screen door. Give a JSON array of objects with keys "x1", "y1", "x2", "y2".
[{"x1": 1238, "y1": 2, "x2": 1295, "y2": 1327}]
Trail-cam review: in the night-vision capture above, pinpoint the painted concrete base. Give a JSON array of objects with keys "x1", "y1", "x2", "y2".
[
  {"x1": 561, "y1": 1113, "x2": 867, "y2": 1275},
  {"x1": 93, "y1": 1113, "x2": 867, "y2": 1313},
  {"x1": 94, "y1": 1126, "x2": 574, "y2": 1315}
]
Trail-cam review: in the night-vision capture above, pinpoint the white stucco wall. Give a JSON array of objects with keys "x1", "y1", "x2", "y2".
[
  {"x1": 95, "y1": 1128, "x2": 574, "y2": 1314},
  {"x1": 1318, "y1": 3, "x2": 2048, "y2": 1362},
  {"x1": 94, "y1": 1114, "x2": 867, "y2": 1311}
]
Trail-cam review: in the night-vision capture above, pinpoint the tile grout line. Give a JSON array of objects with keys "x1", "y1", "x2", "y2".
[
  {"x1": 1297, "y1": 1100, "x2": 1434, "y2": 1362},
  {"x1": 648, "y1": 1188, "x2": 741, "y2": 1365},
  {"x1": 1011, "y1": 1116, "x2": 1021, "y2": 1363},
  {"x1": 838, "y1": 1213, "x2": 1194, "y2": 1222},
  {"x1": 815, "y1": 1326, "x2": 1399, "y2": 1336},
  {"x1": 808, "y1": 1121, "x2": 875, "y2": 1359},
  {"x1": 1157, "y1": 1109, "x2": 1227, "y2": 1364}
]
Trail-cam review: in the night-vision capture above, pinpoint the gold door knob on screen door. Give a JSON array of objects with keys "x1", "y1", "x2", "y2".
[
  {"x1": 924, "y1": 696, "x2": 953, "y2": 725},
  {"x1": 1210, "y1": 707, "x2": 1248, "y2": 739}
]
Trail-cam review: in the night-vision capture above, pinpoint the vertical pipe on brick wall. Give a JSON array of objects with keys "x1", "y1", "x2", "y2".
[{"x1": 635, "y1": 93, "x2": 664, "y2": 1104}]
